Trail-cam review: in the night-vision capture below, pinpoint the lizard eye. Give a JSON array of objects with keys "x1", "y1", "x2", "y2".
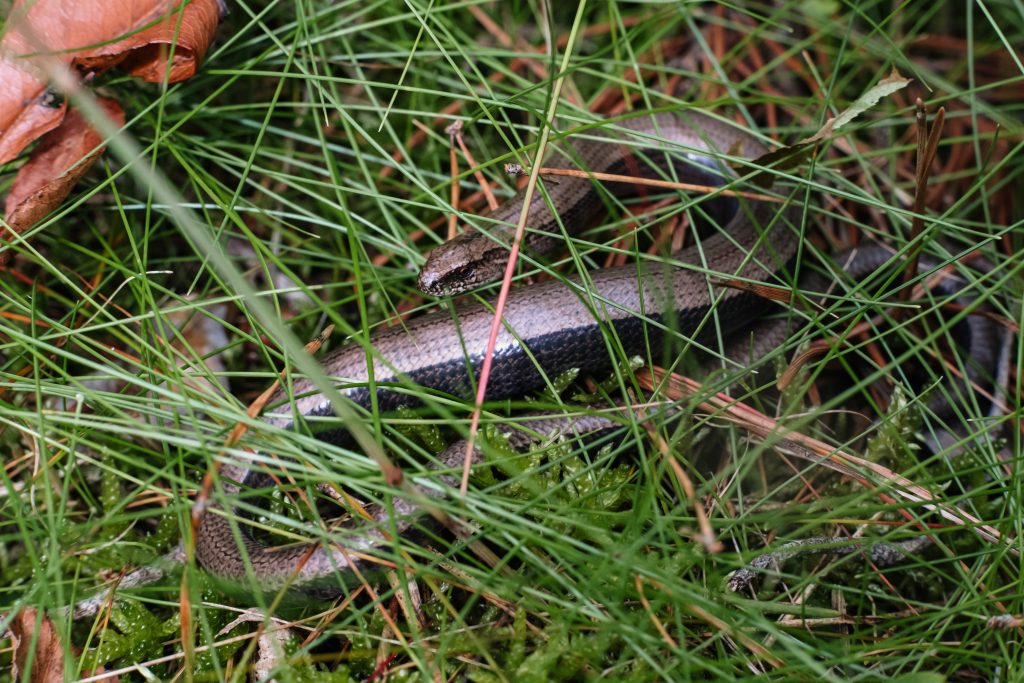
[{"x1": 441, "y1": 265, "x2": 476, "y2": 290}]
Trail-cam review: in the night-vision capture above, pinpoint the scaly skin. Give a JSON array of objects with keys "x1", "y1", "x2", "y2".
[{"x1": 195, "y1": 112, "x2": 807, "y2": 592}]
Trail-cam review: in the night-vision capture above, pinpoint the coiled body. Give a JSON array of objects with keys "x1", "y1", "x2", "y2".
[
  {"x1": 263, "y1": 113, "x2": 797, "y2": 425},
  {"x1": 194, "y1": 112, "x2": 995, "y2": 592},
  {"x1": 196, "y1": 111, "x2": 797, "y2": 589}
]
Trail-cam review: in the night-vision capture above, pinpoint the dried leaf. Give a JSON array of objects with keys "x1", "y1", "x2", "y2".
[
  {"x1": 76, "y1": 0, "x2": 224, "y2": 83},
  {"x1": 0, "y1": 0, "x2": 223, "y2": 164},
  {"x1": 9, "y1": 607, "x2": 65, "y2": 683},
  {"x1": 3, "y1": 97, "x2": 125, "y2": 259},
  {"x1": 0, "y1": 74, "x2": 67, "y2": 166},
  {"x1": 749, "y1": 68, "x2": 913, "y2": 186}
]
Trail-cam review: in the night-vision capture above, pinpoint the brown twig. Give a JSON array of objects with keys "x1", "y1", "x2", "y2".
[
  {"x1": 445, "y1": 121, "x2": 461, "y2": 241},
  {"x1": 445, "y1": 119, "x2": 500, "y2": 213},
  {"x1": 898, "y1": 99, "x2": 945, "y2": 306}
]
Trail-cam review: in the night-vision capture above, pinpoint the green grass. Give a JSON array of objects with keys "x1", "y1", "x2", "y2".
[{"x1": 1, "y1": 1, "x2": 1022, "y2": 681}]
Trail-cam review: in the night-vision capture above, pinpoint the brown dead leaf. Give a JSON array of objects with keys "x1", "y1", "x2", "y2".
[
  {"x1": 0, "y1": 68, "x2": 67, "y2": 168},
  {"x1": 9, "y1": 606, "x2": 65, "y2": 682},
  {"x1": 3, "y1": 97, "x2": 125, "y2": 258},
  {"x1": 75, "y1": 0, "x2": 224, "y2": 83},
  {"x1": 0, "y1": 0, "x2": 223, "y2": 165}
]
